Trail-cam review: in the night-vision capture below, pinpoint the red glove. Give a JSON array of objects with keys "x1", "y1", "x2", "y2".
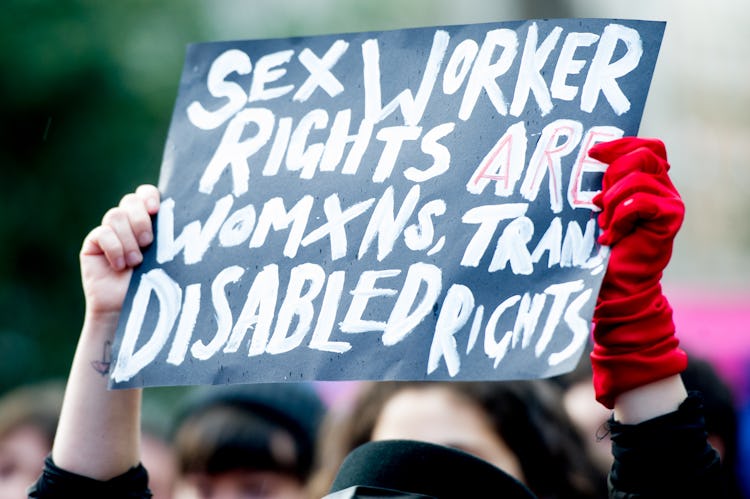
[{"x1": 589, "y1": 137, "x2": 688, "y2": 409}]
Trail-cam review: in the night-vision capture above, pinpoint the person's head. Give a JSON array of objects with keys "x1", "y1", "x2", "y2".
[
  {"x1": 551, "y1": 343, "x2": 613, "y2": 477},
  {"x1": 312, "y1": 380, "x2": 603, "y2": 499},
  {"x1": 555, "y1": 347, "x2": 746, "y2": 498},
  {"x1": 171, "y1": 383, "x2": 326, "y2": 499},
  {"x1": 680, "y1": 356, "x2": 743, "y2": 498},
  {"x1": 0, "y1": 381, "x2": 64, "y2": 499},
  {"x1": 140, "y1": 389, "x2": 180, "y2": 499},
  {"x1": 325, "y1": 439, "x2": 535, "y2": 499}
]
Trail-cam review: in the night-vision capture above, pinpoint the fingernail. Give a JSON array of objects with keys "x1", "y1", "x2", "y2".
[
  {"x1": 138, "y1": 232, "x2": 153, "y2": 246},
  {"x1": 126, "y1": 251, "x2": 142, "y2": 266},
  {"x1": 114, "y1": 256, "x2": 126, "y2": 270}
]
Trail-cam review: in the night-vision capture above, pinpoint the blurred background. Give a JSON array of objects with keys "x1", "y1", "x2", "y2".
[{"x1": 1, "y1": 0, "x2": 748, "y2": 451}]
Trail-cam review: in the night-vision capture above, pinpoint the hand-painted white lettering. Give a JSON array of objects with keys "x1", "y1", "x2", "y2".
[
  {"x1": 340, "y1": 269, "x2": 400, "y2": 333},
  {"x1": 122, "y1": 21, "x2": 650, "y2": 384},
  {"x1": 550, "y1": 32, "x2": 599, "y2": 101},
  {"x1": 112, "y1": 269, "x2": 182, "y2": 382},
  {"x1": 442, "y1": 39, "x2": 478, "y2": 96},
  {"x1": 190, "y1": 266, "x2": 245, "y2": 361},
  {"x1": 363, "y1": 30, "x2": 450, "y2": 125},
  {"x1": 218, "y1": 203, "x2": 257, "y2": 248},
  {"x1": 373, "y1": 126, "x2": 422, "y2": 183},
  {"x1": 301, "y1": 194, "x2": 375, "y2": 261},
  {"x1": 187, "y1": 49, "x2": 251, "y2": 130},
  {"x1": 561, "y1": 219, "x2": 596, "y2": 267},
  {"x1": 484, "y1": 295, "x2": 521, "y2": 367},
  {"x1": 321, "y1": 110, "x2": 373, "y2": 175},
  {"x1": 488, "y1": 216, "x2": 534, "y2": 274},
  {"x1": 427, "y1": 278, "x2": 594, "y2": 375},
  {"x1": 262, "y1": 116, "x2": 293, "y2": 176},
  {"x1": 226, "y1": 264, "x2": 279, "y2": 356},
  {"x1": 309, "y1": 271, "x2": 351, "y2": 353},
  {"x1": 247, "y1": 50, "x2": 295, "y2": 102},
  {"x1": 157, "y1": 196, "x2": 234, "y2": 265},
  {"x1": 530, "y1": 217, "x2": 562, "y2": 268},
  {"x1": 166, "y1": 283, "x2": 201, "y2": 365},
  {"x1": 462, "y1": 215, "x2": 599, "y2": 274},
  {"x1": 426, "y1": 236, "x2": 446, "y2": 256},
  {"x1": 249, "y1": 195, "x2": 314, "y2": 258},
  {"x1": 382, "y1": 262, "x2": 442, "y2": 346},
  {"x1": 534, "y1": 280, "x2": 584, "y2": 357},
  {"x1": 199, "y1": 107, "x2": 275, "y2": 196},
  {"x1": 459, "y1": 29, "x2": 518, "y2": 121},
  {"x1": 427, "y1": 284, "x2": 474, "y2": 376},
  {"x1": 581, "y1": 24, "x2": 643, "y2": 115},
  {"x1": 403, "y1": 122, "x2": 455, "y2": 183},
  {"x1": 286, "y1": 109, "x2": 329, "y2": 179},
  {"x1": 460, "y1": 204, "x2": 528, "y2": 267},
  {"x1": 548, "y1": 288, "x2": 591, "y2": 366},
  {"x1": 199, "y1": 106, "x2": 458, "y2": 190},
  {"x1": 358, "y1": 185, "x2": 421, "y2": 261},
  {"x1": 404, "y1": 199, "x2": 446, "y2": 252},
  {"x1": 512, "y1": 292, "x2": 546, "y2": 349},
  {"x1": 266, "y1": 263, "x2": 327, "y2": 354},
  {"x1": 509, "y1": 23, "x2": 563, "y2": 117},
  {"x1": 466, "y1": 305, "x2": 484, "y2": 354},
  {"x1": 293, "y1": 40, "x2": 349, "y2": 102}
]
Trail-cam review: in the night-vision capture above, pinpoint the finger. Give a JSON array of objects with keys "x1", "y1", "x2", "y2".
[
  {"x1": 599, "y1": 192, "x2": 684, "y2": 246},
  {"x1": 119, "y1": 192, "x2": 154, "y2": 248},
  {"x1": 598, "y1": 171, "x2": 680, "y2": 230},
  {"x1": 592, "y1": 192, "x2": 604, "y2": 211},
  {"x1": 601, "y1": 147, "x2": 673, "y2": 192},
  {"x1": 82, "y1": 225, "x2": 126, "y2": 271},
  {"x1": 101, "y1": 206, "x2": 142, "y2": 267},
  {"x1": 599, "y1": 195, "x2": 652, "y2": 246},
  {"x1": 589, "y1": 137, "x2": 667, "y2": 165},
  {"x1": 135, "y1": 184, "x2": 160, "y2": 215}
]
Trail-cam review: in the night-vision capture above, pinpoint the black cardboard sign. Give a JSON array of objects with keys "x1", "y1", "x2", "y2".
[{"x1": 110, "y1": 18, "x2": 665, "y2": 388}]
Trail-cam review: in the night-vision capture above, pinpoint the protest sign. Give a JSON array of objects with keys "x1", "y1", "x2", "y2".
[{"x1": 109, "y1": 18, "x2": 665, "y2": 388}]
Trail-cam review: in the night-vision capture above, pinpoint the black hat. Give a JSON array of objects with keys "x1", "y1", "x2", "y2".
[{"x1": 327, "y1": 440, "x2": 536, "y2": 498}]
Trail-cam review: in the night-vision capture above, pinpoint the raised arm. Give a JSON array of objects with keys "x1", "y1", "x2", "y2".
[
  {"x1": 51, "y1": 185, "x2": 160, "y2": 480},
  {"x1": 589, "y1": 138, "x2": 721, "y2": 497},
  {"x1": 588, "y1": 137, "x2": 688, "y2": 419}
]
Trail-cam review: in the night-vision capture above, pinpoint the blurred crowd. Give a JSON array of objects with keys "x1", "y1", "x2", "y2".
[{"x1": 2, "y1": 345, "x2": 748, "y2": 498}]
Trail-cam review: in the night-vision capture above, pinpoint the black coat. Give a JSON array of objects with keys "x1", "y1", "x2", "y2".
[{"x1": 28, "y1": 394, "x2": 722, "y2": 499}]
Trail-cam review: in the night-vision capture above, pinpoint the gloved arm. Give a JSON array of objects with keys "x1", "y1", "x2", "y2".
[
  {"x1": 589, "y1": 137, "x2": 688, "y2": 411},
  {"x1": 590, "y1": 138, "x2": 723, "y2": 497}
]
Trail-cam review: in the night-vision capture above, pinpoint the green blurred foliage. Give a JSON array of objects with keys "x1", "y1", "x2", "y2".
[
  {"x1": 0, "y1": 0, "x2": 515, "y2": 395},
  {"x1": 0, "y1": 1, "x2": 207, "y2": 392},
  {"x1": 0, "y1": 0, "x2": 563, "y2": 394}
]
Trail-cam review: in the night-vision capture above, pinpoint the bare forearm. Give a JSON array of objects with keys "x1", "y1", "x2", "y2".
[
  {"x1": 52, "y1": 313, "x2": 142, "y2": 480},
  {"x1": 613, "y1": 374, "x2": 687, "y2": 424}
]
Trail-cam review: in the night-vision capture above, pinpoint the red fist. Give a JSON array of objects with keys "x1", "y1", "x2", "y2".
[{"x1": 589, "y1": 137, "x2": 688, "y2": 409}]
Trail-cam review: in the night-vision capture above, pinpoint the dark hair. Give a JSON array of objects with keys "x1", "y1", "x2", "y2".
[
  {"x1": 171, "y1": 383, "x2": 325, "y2": 482},
  {"x1": 311, "y1": 380, "x2": 604, "y2": 499},
  {"x1": 681, "y1": 356, "x2": 743, "y2": 499}
]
